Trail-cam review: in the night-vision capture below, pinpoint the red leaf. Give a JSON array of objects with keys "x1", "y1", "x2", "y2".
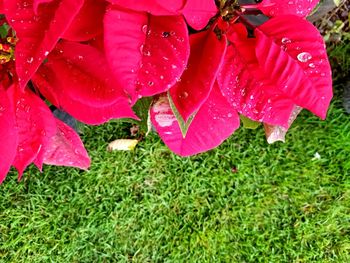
[
  {"x1": 59, "y1": 98, "x2": 139, "y2": 125},
  {"x1": 34, "y1": 67, "x2": 138, "y2": 125},
  {"x1": 33, "y1": 0, "x2": 54, "y2": 14},
  {"x1": 218, "y1": 37, "x2": 295, "y2": 127},
  {"x1": 255, "y1": 15, "x2": 332, "y2": 119},
  {"x1": 86, "y1": 33, "x2": 105, "y2": 51},
  {"x1": 256, "y1": 0, "x2": 319, "y2": 17},
  {"x1": 3, "y1": 0, "x2": 84, "y2": 88},
  {"x1": 47, "y1": 41, "x2": 129, "y2": 107},
  {"x1": 63, "y1": 0, "x2": 107, "y2": 42},
  {"x1": 41, "y1": 118, "x2": 90, "y2": 169},
  {"x1": 32, "y1": 42, "x2": 138, "y2": 125},
  {"x1": 31, "y1": 66, "x2": 60, "y2": 107},
  {"x1": 151, "y1": 83, "x2": 239, "y2": 156},
  {"x1": 7, "y1": 85, "x2": 56, "y2": 178},
  {"x1": 0, "y1": 86, "x2": 18, "y2": 184},
  {"x1": 0, "y1": 64, "x2": 13, "y2": 89},
  {"x1": 104, "y1": 7, "x2": 190, "y2": 100},
  {"x1": 106, "y1": 0, "x2": 185, "y2": 15},
  {"x1": 182, "y1": 0, "x2": 217, "y2": 30},
  {"x1": 169, "y1": 29, "x2": 227, "y2": 122}
]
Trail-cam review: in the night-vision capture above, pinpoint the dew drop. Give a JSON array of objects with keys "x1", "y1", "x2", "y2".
[
  {"x1": 177, "y1": 37, "x2": 185, "y2": 42},
  {"x1": 143, "y1": 50, "x2": 151, "y2": 56},
  {"x1": 162, "y1": 31, "x2": 170, "y2": 38},
  {"x1": 180, "y1": 91, "x2": 188, "y2": 99},
  {"x1": 141, "y1": 24, "x2": 148, "y2": 34},
  {"x1": 24, "y1": 105, "x2": 31, "y2": 112},
  {"x1": 27, "y1": 57, "x2": 34, "y2": 63},
  {"x1": 281, "y1": 37, "x2": 291, "y2": 44},
  {"x1": 139, "y1": 44, "x2": 144, "y2": 53},
  {"x1": 297, "y1": 52, "x2": 312, "y2": 62}
]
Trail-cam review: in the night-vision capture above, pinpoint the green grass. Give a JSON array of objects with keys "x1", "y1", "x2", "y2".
[
  {"x1": 1, "y1": 40, "x2": 350, "y2": 262},
  {"x1": 0, "y1": 94, "x2": 349, "y2": 262}
]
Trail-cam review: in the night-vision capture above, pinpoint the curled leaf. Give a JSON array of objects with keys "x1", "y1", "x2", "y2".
[
  {"x1": 40, "y1": 118, "x2": 90, "y2": 169},
  {"x1": 264, "y1": 106, "x2": 302, "y2": 144},
  {"x1": 107, "y1": 139, "x2": 139, "y2": 151}
]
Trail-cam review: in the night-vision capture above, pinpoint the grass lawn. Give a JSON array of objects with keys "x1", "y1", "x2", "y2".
[{"x1": 0, "y1": 92, "x2": 349, "y2": 262}]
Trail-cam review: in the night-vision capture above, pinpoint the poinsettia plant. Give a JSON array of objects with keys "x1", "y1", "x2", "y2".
[{"x1": 0, "y1": 0, "x2": 332, "y2": 183}]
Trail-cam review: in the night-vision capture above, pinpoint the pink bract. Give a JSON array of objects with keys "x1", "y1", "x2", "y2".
[
  {"x1": 151, "y1": 0, "x2": 332, "y2": 156},
  {"x1": 3, "y1": 0, "x2": 85, "y2": 89},
  {"x1": 255, "y1": 0, "x2": 320, "y2": 17},
  {"x1": 0, "y1": 0, "x2": 333, "y2": 181},
  {"x1": 0, "y1": 86, "x2": 18, "y2": 183},
  {"x1": 0, "y1": 0, "x2": 136, "y2": 181},
  {"x1": 103, "y1": 0, "x2": 218, "y2": 101},
  {"x1": 39, "y1": 119, "x2": 91, "y2": 170},
  {"x1": 169, "y1": 28, "x2": 227, "y2": 122},
  {"x1": 151, "y1": 83, "x2": 240, "y2": 156},
  {"x1": 103, "y1": 3, "x2": 190, "y2": 101}
]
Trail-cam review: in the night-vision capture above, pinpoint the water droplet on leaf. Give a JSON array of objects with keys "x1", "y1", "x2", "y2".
[
  {"x1": 141, "y1": 25, "x2": 148, "y2": 34},
  {"x1": 179, "y1": 91, "x2": 188, "y2": 99},
  {"x1": 162, "y1": 32, "x2": 170, "y2": 38},
  {"x1": 27, "y1": 57, "x2": 34, "y2": 63},
  {"x1": 297, "y1": 52, "x2": 312, "y2": 62},
  {"x1": 281, "y1": 37, "x2": 291, "y2": 44}
]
